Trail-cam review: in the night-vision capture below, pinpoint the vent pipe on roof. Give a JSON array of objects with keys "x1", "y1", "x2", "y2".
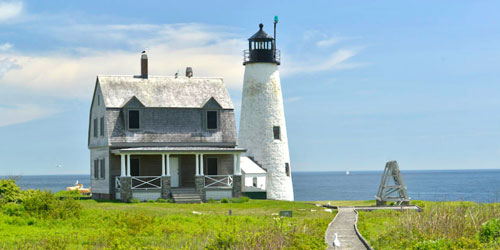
[
  {"x1": 141, "y1": 51, "x2": 148, "y2": 79},
  {"x1": 186, "y1": 67, "x2": 193, "y2": 78}
]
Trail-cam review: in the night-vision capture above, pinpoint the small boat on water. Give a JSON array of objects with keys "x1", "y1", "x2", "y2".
[
  {"x1": 66, "y1": 180, "x2": 91, "y2": 195},
  {"x1": 346, "y1": 170, "x2": 350, "y2": 175}
]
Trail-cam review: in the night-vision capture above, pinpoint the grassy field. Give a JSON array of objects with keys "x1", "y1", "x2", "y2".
[
  {"x1": 357, "y1": 200, "x2": 500, "y2": 249},
  {"x1": 0, "y1": 199, "x2": 335, "y2": 249}
]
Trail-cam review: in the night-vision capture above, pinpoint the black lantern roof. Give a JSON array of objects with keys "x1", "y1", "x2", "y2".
[{"x1": 248, "y1": 23, "x2": 273, "y2": 40}]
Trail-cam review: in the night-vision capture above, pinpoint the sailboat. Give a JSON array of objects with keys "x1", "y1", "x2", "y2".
[{"x1": 346, "y1": 170, "x2": 350, "y2": 175}]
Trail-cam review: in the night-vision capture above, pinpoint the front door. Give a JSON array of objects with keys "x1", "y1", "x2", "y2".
[{"x1": 170, "y1": 157, "x2": 180, "y2": 187}]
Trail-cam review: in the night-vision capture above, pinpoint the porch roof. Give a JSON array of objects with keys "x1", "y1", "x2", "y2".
[{"x1": 111, "y1": 146, "x2": 246, "y2": 155}]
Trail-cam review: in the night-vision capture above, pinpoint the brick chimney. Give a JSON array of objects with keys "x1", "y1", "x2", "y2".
[{"x1": 141, "y1": 51, "x2": 148, "y2": 78}]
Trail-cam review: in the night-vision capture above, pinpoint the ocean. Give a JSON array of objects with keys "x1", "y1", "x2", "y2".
[{"x1": 3, "y1": 169, "x2": 500, "y2": 203}]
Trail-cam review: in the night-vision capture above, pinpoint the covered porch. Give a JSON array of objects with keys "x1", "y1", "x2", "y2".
[{"x1": 111, "y1": 147, "x2": 245, "y2": 201}]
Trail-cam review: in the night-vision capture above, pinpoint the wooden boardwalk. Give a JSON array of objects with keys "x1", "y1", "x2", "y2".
[{"x1": 325, "y1": 207, "x2": 369, "y2": 250}]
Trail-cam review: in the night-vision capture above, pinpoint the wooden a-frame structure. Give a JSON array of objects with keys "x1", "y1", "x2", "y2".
[{"x1": 375, "y1": 161, "x2": 410, "y2": 206}]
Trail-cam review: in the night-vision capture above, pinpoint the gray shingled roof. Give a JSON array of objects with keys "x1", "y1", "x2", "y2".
[
  {"x1": 98, "y1": 75, "x2": 234, "y2": 109},
  {"x1": 111, "y1": 147, "x2": 246, "y2": 154}
]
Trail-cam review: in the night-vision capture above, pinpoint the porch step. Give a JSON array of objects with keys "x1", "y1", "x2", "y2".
[{"x1": 171, "y1": 188, "x2": 202, "y2": 203}]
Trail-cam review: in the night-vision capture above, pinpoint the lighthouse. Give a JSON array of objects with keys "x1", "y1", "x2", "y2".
[{"x1": 238, "y1": 19, "x2": 294, "y2": 201}]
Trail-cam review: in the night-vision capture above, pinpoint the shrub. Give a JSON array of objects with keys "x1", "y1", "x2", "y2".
[
  {"x1": 0, "y1": 179, "x2": 22, "y2": 203},
  {"x1": 208, "y1": 198, "x2": 216, "y2": 203},
  {"x1": 480, "y1": 218, "x2": 500, "y2": 243},
  {"x1": 55, "y1": 190, "x2": 82, "y2": 199},
  {"x1": 230, "y1": 197, "x2": 250, "y2": 203},
  {"x1": 129, "y1": 198, "x2": 140, "y2": 203},
  {"x1": 147, "y1": 200, "x2": 155, "y2": 203},
  {"x1": 2, "y1": 202, "x2": 25, "y2": 216},
  {"x1": 22, "y1": 189, "x2": 82, "y2": 219},
  {"x1": 167, "y1": 198, "x2": 174, "y2": 203},
  {"x1": 156, "y1": 198, "x2": 167, "y2": 203},
  {"x1": 220, "y1": 198, "x2": 229, "y2": 203}
]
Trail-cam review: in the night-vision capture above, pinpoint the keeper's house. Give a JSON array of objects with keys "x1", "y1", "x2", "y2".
[{"x1": 88, "y1": 52, "x2": 266, "y2": 202}]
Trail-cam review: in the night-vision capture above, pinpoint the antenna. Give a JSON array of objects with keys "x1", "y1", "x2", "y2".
[{"x1": 274, "y1": 16, "x2": 278, "y2": 60}]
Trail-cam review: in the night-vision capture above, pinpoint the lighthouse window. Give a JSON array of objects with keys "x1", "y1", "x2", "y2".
[
  {"x1": 285, "y1": 163, "x2": 290, "y2": 177},
  {"x1": 206, "y1": 111, "x2": 218, "y2": 130},
  {"x1": 273, "y1": 126, "x2": 281, "y2": 140}
]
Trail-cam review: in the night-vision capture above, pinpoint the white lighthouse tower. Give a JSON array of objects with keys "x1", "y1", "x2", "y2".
[{"x1": 238, "y1": 19, "x2": 294, "y2": 201}]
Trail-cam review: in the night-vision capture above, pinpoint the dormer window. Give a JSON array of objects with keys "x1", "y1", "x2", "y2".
[
  {"x1": 128, "y1": 110, "x2": 140, "y2": 130},
  {"x1": 206, "y1": 110, "x2": 218, "y2": 130}
]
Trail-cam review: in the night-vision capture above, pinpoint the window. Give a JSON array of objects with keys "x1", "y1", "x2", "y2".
[
  {"x1": 100, "y1": 159, "x2": 105, "y2": 179},
  {"x1": 273, "y1": 126, "x2": 281, "y2": 140},
  {"x1": 93, "y1": 159, "x2": 99, "y2": 179},
  {"x1": 93, "y1": 118, "x2": 98, "y2": 138},
  {"x1": 100, "y1": 117, "x2": 104, "y2": 136},
  {"x1": 130, "y1": 158, "x2": 140, "y2": 176},
  {"x1": 207, "y1": 158, "x2": 218, "y2": 175},
  {"x1": 285, "y1": 163, "x2": 290, "y2": 177},
  {"x1": 206, "y1": 111, "x2": 218, "y2": 130},
  {"x1": 128, "y1": 110, "x2": 140, "y2": 129},
  {"x1": 253, "y1": 177, "x2": 258, "y2": 187}
]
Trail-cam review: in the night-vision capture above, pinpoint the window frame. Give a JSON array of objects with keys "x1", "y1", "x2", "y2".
[
  {"x1": 93, "y1": 118, "x2": 98, "y2": 138},
  {"x1": 100, "y1": 117, "x2": 105, "y2": 137},
  {"x1": 93, "y1": 159, "x2": 99, "y2": 179},
  {"x1": 205, "y1": 110, "x2": 219, "y2": 130},
  {"x1": 285, "y1": 163, "x2": 290, "y2": 177},
  {"x1": 127, "y1": 109, "x2": 141, "y2": 130},
  {"x1": 273, "y1": 126, "x2": 281, "y2": 140},
  {"x1": 100, "y1": 158, "x2": 106, "y2": 179}
]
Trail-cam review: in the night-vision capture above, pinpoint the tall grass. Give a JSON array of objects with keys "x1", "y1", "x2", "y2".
[{"x1": 358, "y1": 201, "x2": 500, "y2": 249}]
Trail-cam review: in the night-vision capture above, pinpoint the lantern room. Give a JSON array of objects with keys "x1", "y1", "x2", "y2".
[{"x1": 243, "y1": 23, "x2": 280, "y2": 65}]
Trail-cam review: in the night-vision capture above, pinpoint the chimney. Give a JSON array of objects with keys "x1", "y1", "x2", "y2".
[
  {"x1": 186, "y1": 67, "x2": 193, "y2": 78},
  {"x1": 141, "y1": 51, "x2": 148, "y2": 78}
]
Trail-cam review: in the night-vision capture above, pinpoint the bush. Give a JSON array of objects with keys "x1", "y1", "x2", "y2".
[
  {"x1": 220, "y1": 198, "x2": 229, "y2": 203},
  {"x1": 230, "y1": 197, "x2": 250, "y2": 203},
  {"x1": 22, "y1": 189, "x2": 82, "y2": 219},
  {"x1": 0, "y1": 179, "x2": 22, "y2": 203},
  {"x1": 156, "y1": 198, "x2": 167, "y2": 203},
  {"x1": 208, "y1": 198, "x2": 216, "y2": 203},
  {"x1": 147, "y1": 200, "x2": 155, "y2": 203},
  {"x1": 55, "y1": 190, "x2": 83, "y2": 199},
  {"x1": 2, "y1": 202, "x2": 25, "y2": 216},
  {"x1": 129, "y1": 198, "x2": 140, "y2": 203},
  {"x1": 480, "y1": 218, "x2": 500, "y2": 243}
]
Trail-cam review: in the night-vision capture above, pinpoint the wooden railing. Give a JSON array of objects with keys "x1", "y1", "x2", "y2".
[
  {"x1": 204, "y1": 175, "x2": 233, "y2": 188},
  {"x1": 115, "y1": 177, "x2": 121, "y2": 190},
  {"x1": 131, "y1": 176, "x2": 161, "y2": 190}
]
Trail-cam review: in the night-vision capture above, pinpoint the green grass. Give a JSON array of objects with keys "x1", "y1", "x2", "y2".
[
  {"x1": 310, "y1": 200, "x2": 376, "y2": 207},
  {"x1": 0, "y1": 199, "x2": 335, "y2": 249},
  {"x1": 357, "y1": 200, "x2": 500, "y2": 249}
]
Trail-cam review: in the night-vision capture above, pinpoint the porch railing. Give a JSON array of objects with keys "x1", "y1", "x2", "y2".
[
  {"x1": 115, "y1": 177, "x2": 121, "y2": 191},
  {"x1": 132, "y1": 176, "x2": 162, "y2": 190},
  {"x1": 204, "y1": 175, "x2": 233, "y2": 188}
]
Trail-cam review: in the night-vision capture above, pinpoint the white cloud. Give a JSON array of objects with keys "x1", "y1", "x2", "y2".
[
  {"x1": 0, "y1": 1, "x2": 22, "y2": 22},
  {"x1": 282, "y1": 48, "x2": 365, "y2": 75},
  {"x1": 316, "y1": 37, "x2": 345, "y2": 48},
  {"x1": 0, "y1": 23, "x2": 246, "y2": 99},
  {"x1": 0, "y1": 42, "x2": 13, "y2": 51},
  {"x1": 0, "y1": 57, "x2": 20, "y2": 77},
  {"x1": 0, "y1": 104, "x2": 59, "y2": 127},
  {"x1": 285, "y1": 96, "x2": 303, "y2": 103}
]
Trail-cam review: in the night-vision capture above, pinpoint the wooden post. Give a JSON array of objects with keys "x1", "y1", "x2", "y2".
[
  {"x1": 126, "y1": 154, "x2": 131, "y2": 177},
  {"x1": 161, "y1": 154, "x2": 165, "y2": 176},
  {"x1": 200, "y1": 154, "x2": 204, "y2": 176},
  {"x1": 195, "y1": 153, "x2": 199, "y2": 176},
  {"x1": 166, "y1": 153, "x2": 170, "y2": 176},
  {"x1": 120, "y1": 154, "x2": 126, "y2": 177}
]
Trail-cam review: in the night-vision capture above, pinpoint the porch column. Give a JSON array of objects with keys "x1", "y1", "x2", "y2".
[
  {"x1": 233, "y1": 153, "x2": 241, "y2": 175},
  {"x1": 126, "y1": 154, "x2": 131, "y2": 177},
  {"x1": 195, "y1": 153, "x2": 200, "y2": 176},
  {"x1": 166, "y1": 153, "x2": 170, "y2": 176},
  {"x1": 200, "y1": 154, "x2": 204, "y2": 176},
  {"x1": 161, "y1": 153, "x2": 166, "y2": 176},
  {"x1": 120, "y1": 154, "x2": 126, "y2": 177}
]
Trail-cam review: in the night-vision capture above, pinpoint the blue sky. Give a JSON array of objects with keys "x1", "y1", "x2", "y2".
[{"x1": 1, "y1": 1, "x2": 499, "y2": 175}]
